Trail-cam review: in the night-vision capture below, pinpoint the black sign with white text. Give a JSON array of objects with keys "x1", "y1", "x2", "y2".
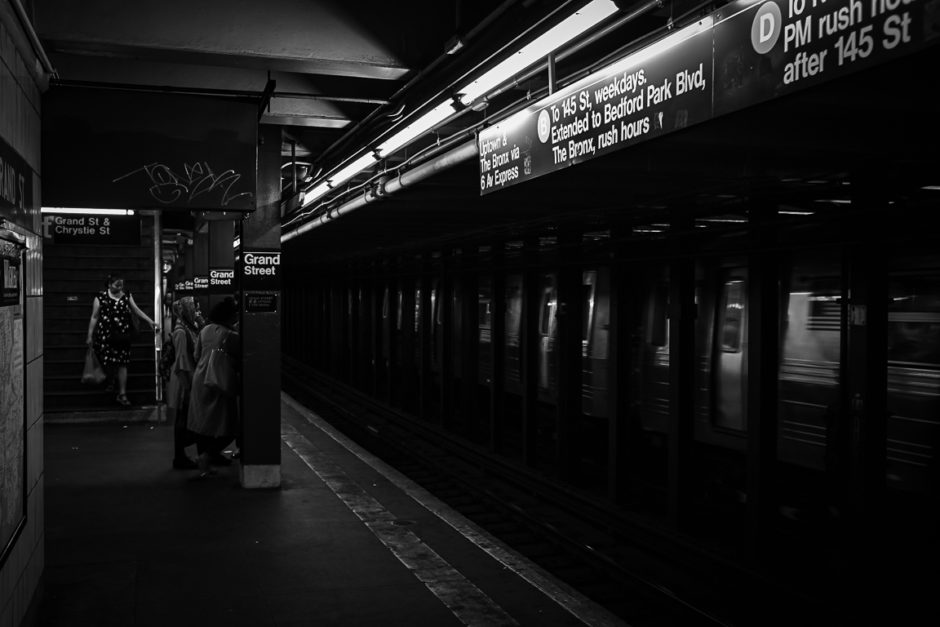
[
  {"x1": 244, "y1": 291, "x2": 278, "y2": 313},
  {"x1": 209, "y1": 268, "x2": 234, "y2": 293},
  {"x1": 42, "y1": 213, "x2": 141, "y2": 245},
  {"x1": 478, "y1": 0, "x2": 936, "y2": 194},
  {"x1": 479, "y1": 21, "x2": 713, "y2": 194},
  {"x1": 714, "y1": 0, "x2": 933, "y2": 114},
  {"x1": 240, "y1": 250, "x2": 281, "y2": 291}
]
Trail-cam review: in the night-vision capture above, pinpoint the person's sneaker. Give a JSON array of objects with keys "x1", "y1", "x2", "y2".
[
  {"x1": 173, "y1": 457, "x2": 198, "y2": 470},
  {"x1": 208, "y1": 454, "x2": 232, "y2": 466}
]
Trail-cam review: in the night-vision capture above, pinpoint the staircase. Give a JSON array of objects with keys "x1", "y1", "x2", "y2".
[{"x1": 43, "y1": 220, "x2": 159, "y2": 413}]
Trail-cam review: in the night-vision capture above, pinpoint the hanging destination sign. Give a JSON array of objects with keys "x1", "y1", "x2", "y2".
[
  {"x1": 209, "y1": 268, "x2": 234, "y2": 293},
  {"x1": 478, "y1": 0, "x2": 934, "y2": 195},
  {"x1": 42, "y1": 213, "x2": 141, "y2": 245}
]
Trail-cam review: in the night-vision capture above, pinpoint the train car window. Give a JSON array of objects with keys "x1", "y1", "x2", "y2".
[
  {"x1": 582, "y1": 271, "x2": 596, "y2": 349},
  {"x1": 777, "y1": 259, "x2": 842, "y2": 478},
  {"x1": 479, "y1": 299, "x2": 492, "y2": 328},
  {"x1": 888, "y1": 284, "x2": 940, "y2": 366},
  {"x1": 719, "y1": 280, "x2": 745, "y2": 352},
  {"x1": 478, "y1": 277, "x2": 494, "y2": 389},
  {"x1": 539, "y1": 275, "x2": 557, "y2": 336},
  {"x1": 886, "y1": 269, "x2": 940, "y2": 498},
  {"x1": 396, "y1": 289, "x2": 403, "y2": 331},
  {"x1": 648, "y1": 283, "x2": 668, "y2": 347},
  {"x1": 478, "y1": 280, "x2": 492, "y2": 344},
  {"x1": 414, "y1": 286, "x2": 421, "y2": 333},
  {"x1": 505, "y1": 275, "x2": 523, "y2": 347}
]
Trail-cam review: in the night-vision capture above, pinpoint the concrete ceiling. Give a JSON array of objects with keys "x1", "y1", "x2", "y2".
[
  {"x1": 30, "y1": 0, "x2": 557, "y2": 194},
  {"x1": 31, "y1": 1, "x2": 939, "y2": 262}
]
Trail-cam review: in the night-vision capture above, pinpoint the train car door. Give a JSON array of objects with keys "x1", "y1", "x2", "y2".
[
  {"x1": 886, "y1": 255, "x2": 940, "y2": 510},
  {"x1": 714, "y1": 271, "x2": 747, "y2": 432}
]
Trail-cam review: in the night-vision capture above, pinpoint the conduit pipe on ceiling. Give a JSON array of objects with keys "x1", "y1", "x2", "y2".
[
  {"x1": 314, "y1": 0, "x2": 523, "y2": 166},
  {"x1": 5, "y1": 0, "x2": 57, "y2": 89},
  {"x1": 283, "y1": 139, "x2": 478, "y2": 243}
]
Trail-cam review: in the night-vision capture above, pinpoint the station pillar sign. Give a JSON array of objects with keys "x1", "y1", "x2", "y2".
[
  {"x1": 239, "y1": 250, "x2": 280, "y2": 313},
  {"x1": 209, "y1": 268, "x2": 234, "y2": 293}
]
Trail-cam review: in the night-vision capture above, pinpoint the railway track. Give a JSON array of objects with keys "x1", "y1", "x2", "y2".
[{"x1": 282, "y1": 358, "x2": 752, "y2": 626}]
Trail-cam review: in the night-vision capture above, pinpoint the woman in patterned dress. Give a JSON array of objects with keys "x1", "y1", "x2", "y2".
[{"x1": 85, "y1": 274, "x2": 159, "y2": 406}]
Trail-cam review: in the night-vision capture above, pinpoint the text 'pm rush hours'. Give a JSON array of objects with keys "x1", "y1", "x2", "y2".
[{"x1": 477, "y1": 0, "x2": 930, "y2": 195}]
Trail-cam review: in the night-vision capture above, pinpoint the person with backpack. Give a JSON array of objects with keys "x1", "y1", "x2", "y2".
[{"x1": 166, "y1": 296, "x2": 201, "y2": 469}]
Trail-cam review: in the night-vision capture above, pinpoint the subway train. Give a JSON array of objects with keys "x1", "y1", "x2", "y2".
[{"x1": 282, "y1": 199, "x2": 940, "y2": 619}]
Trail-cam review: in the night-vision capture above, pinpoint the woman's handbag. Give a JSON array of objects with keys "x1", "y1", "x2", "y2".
[
  {"x1": 204, "y1": 332, "x2": 236, "y2": 396},
  {"x1": 81, "y1": 348, "x2": 107, "y2": 384}
]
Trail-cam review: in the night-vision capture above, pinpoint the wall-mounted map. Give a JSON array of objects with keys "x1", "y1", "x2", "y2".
[{"x1": 0, "y1": 304, "x2": 24, "y2": 565}]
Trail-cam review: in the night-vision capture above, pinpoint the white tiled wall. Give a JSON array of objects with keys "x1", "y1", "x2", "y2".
[{"x1": 0, "y1": 8, "x2": 44, "y2": 627}]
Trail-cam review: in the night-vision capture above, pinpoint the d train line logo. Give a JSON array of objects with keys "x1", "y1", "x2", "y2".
[{"x1": 752, "y1": 1, "x2": 783, "y2": 54}]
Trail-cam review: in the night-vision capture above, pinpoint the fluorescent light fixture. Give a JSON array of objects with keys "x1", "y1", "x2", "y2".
[
  {"x1": 298, "y1": 152, "x2": 377, "y2": 210},
  {"x1": 456, "y1": 0, "x2": 619, "y2": 106},
  {"x1": 814, "y1": 199, "x2": 852, "y2": 204},
  {"x1": 376, "y1": 101, "x2": 457, "y2": 157},
  {"x1": 301, "y1": 182, "x2": 332, "y2": 208},
  {"x1": 41, "y1": 207, "x2": 136, "y2": 215},
  {"x1": 697, "y1": 216, "x2": 747, "y2": 223},
  {"x1": 481, "y1": 14, "x2": 714, "y2": 138},
  {"x1": 327, "y1": 152, "x2": 377, "y2": 189},
  {"x1": 589, "y1": 15, "x2": 714, "y2": 81},
  {"x1": 922, "y1": 185, "x2": 940, "y2": 191}
]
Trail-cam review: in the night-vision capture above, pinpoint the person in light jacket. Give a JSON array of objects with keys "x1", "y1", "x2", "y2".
[
  {"x1": 166, "y1": 297, "x2": 200, "y2": 470},
  {"x1": 187, "y1": 297, "x2": 240, "y2": 479}
]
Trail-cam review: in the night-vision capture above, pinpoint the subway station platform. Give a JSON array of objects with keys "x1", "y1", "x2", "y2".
[{"x1": 33, "y1": 394, "x2": 625, "y2": 627}]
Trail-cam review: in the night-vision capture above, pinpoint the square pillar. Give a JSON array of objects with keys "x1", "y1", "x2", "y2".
[{"x1": 238, "y1": 124, "x2": 282, "y2": 488}]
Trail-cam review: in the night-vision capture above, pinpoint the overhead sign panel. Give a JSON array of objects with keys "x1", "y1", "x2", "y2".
[
  {"x1": 713, "y1": 0, "x2": 928, "y2": 113},
  {"x1": 43, "y1": 89, "x2": 257, "y2": 212},
  {"x1": 42, "y1": 213, "x2": 141, "y2": 245},
  {"x1": 479, "y1": 0, "x2": 935, "y2": 194},
  {"x1": 479, "y1": 19, "x2": 713, "y2": 195},
  {"x1": 0, "y1": 134, "x2": 33, "y2": 229}
]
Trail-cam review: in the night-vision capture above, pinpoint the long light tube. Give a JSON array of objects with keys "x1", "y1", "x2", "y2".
[
  {"x1": 300, "y1": 181, "x2": 332, "y2": 208},
  {"x1": 327, "y1": 152, "x2": 378, "y2": 189},
  {"x1": 293, "y1": 0, "x2": 618, "y2": 221},
  {"x1": 599, "y1": 15, "x2": 714, "y2": 76},
  {"x1": 376, "y1": 101, "x2": 458, "y2": 157},
  {"x1": 41, "y1": 207, "x2": 136, "y2": 215},
  {"x1": 456, "y1": 0, "x2": 618, "y2": 106}
]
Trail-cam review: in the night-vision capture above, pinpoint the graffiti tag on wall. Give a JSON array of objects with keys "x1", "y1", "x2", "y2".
[{"x1": 114, "y1": 161, "x2": 253, "y2": 207}]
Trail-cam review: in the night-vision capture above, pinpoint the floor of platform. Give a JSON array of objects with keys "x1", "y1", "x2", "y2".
[{"x1": 32, "y1": 393, "x2": 625, "y2": 627}]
